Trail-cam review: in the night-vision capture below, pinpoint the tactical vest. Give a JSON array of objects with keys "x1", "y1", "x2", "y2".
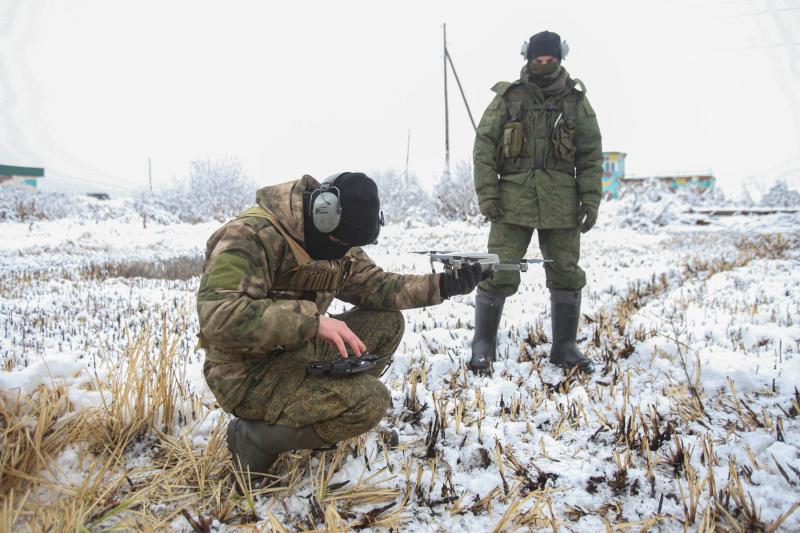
[
  {"x1": 497, "y1": 81, "x2": 585, "y2": 177},
  {"x1": 237, "y1": 206, "x2": 355, "y2": 297}
]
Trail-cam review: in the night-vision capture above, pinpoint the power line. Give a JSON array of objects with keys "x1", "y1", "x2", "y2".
[{"x1": 445, "y1": 47, "x2": 477, "y2": 133}]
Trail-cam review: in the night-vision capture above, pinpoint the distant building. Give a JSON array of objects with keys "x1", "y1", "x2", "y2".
[
  {"x1": 601, "y1": 152, "x2": 715, "y2": 198},
  {"x1": 602, "y1": 152, "x2": 626, "y2": 199},
  {"x1": 0, "y1": 164, "x2": 45, "y2": 188}
]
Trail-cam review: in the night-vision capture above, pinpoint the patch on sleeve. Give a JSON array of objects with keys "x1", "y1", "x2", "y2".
[{"x1": 207, "y1": 252, "x2": 250, "y2": 290}]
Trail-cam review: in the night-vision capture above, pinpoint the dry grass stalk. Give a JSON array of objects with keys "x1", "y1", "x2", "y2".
[
  {"x1": 0, "y1": 327, "x2": 254, "y2": 530},
  {"x1": 21, "y1": 450, "x2": 139, "y2": 531},
  {"x1": 715, "y1": 461, "x2": 800, "y2": 533},
  {"x1": 350, "y1": 498, "x2": 407, "y2": 531},
  {"x1": 696, "y1": 502, "x2": 720, "y2": 533},
  {"x1": 0, "y1": 489, "x2": 28, "y2": 531},
  {"x1": 322, "y1": 503, "x2": 344, "y2": 532},
  {"x1": 93, "y1": 322, "x2": 190, "y2": 454},
  {"x1": 324, "y1": 482, "x2": 400, "y2": 506},
  {"x1": 262, "y1": 511, "x2": 290, "y2": 532},
  {"x1": 468, "y1": 486, "x2": 500, "y2": 514},
  {"x1": 513, "y1": 491, "x2": 569, "y2": 528},
  {"x1": 312, "y1": 447, "x2": 346, "y2": 503},
  {"x1": 83, "y1": 255, "x2": 203, "y2": 281},
  {"x1": 448, "y1": 491, "x2": 469, "y2": 515},
  {"x1": 609, "y1": 516, "x2": 665, "y2": 531},
  {"x1": 490, "y1": 490, "x2": 537, "y2": 533},
  {"x1": 676, "y1": 461, "x2": 706, "y2": 526},
  {"x1": 765, "y1": 502, "x2": 800, "y2": 533}
]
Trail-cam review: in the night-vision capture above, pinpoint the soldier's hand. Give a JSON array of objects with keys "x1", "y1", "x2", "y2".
[
  {"x1": 479, "y1": 199, "x2": 504, "y2": 222},
  {"x1": 439, "y1": 262, "x2": 487, "y2": 299},
  {"x1": 316, "y1": 316, "x2": 366, "y2": 358},
  {"x1": 577, "y1": 204, "x2": 598, "y2": 233}
]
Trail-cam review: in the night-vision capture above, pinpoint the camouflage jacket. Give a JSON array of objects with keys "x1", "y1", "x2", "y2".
[
  {"x1": 473, "y1": 68, "x2": 603, "y2": 229},
  {"x1": 196, "y1": 175, "x2": 442, "y2": 415}
]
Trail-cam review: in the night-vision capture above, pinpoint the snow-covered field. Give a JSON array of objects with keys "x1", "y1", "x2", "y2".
[{"x1": 1, "y1": 202, "x2": 799, "y2": 531}]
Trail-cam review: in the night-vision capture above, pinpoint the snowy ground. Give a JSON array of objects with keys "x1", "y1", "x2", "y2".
[{"x1": 1, "y1": 205, "x2": 799, "y2": 531}]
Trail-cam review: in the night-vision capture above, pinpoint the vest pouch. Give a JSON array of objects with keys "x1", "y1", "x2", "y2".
[
  {"x1": 288, "y1": 257, "x2": 353, "y2": 293},
  {"x1": 550, "y1": 120, "x2": 576, "y2": 163},
  {"x1": 502, "y1": 122, "x2": 524, "y2": 159},
  {"x1": 291, "y1": 265, "x2": 335, "y2": 292},
  {"x1": 549, "y1": 95, "x2": 578, "y2": 165}
]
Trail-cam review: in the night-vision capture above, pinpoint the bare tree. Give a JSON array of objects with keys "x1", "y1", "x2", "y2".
[
  {"x1": 185, "y1": 156, "x2": 254, "y2": 222},
  {"x1": 370, "y1": 168, "x2": 434, "y2": 224},
  {"x1": 132, "y1": 156, "x2": 254, "y2": 224},
  {"x1": 760, "y1": 180, "x2": 800, "y2": 207},
  {"x1": 433, "y1": 159, "x2": 480, "y2": 222}
]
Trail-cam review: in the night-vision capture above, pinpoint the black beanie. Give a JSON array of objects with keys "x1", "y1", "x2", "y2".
[
  {"x1": 526, "y1": 31, "x2": 562, "y2": 60},
  {"x1": 330, "y1": 172, "x2": 382, "y2": 246}
]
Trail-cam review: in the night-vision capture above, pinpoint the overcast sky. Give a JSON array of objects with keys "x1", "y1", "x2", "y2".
[{"x1": 1, "y1": 0, "x2": 799, "y2": 196}]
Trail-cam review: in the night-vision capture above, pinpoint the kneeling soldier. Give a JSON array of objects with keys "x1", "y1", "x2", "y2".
[{"x1": 197, "y1": 172, "x2": 485, "y2": 482}]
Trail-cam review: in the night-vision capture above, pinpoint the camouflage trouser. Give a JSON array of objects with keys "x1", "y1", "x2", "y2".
[
  {"x1": 479, "y1": 221, "x2": 586, "y2": 297},
  {"x1": 234, "y1": 308, "x2": 404, "y2": 443}
]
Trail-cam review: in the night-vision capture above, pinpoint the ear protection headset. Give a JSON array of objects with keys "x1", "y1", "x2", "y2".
[
  {"x1": 309, "y1": 172, "x2": 345, "y2": 234},
  {"x1": 520, "y1": 38, "x2": 569, "y2": 61},
  {"x1": 308, "y1": 172, "x2": 386, "y2": 243}
]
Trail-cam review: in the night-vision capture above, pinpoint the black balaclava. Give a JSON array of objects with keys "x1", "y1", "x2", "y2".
[{"x1": 303, "y1": 172, "x2": 382, "y2": 260}]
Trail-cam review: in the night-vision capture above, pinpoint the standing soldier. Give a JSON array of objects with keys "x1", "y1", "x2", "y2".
[
  {"x1": 197, "y1": 172, "x2": 486, "y2": 484},
  {"x1": 470, "y1": 31, "x2": 602, "y2": 374}
]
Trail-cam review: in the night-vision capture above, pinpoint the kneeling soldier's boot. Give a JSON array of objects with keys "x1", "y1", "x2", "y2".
[
  {"x1": 378, "y1": 427, "x2": 400, "y2": 448},
  {"x1": 469, "y1": 288, "x2": 506, "y2": 373},
  {"x1": 549, "y1": 289, "x2": 594, "y2": 373},
  {"x1": 227, "y1": 418, "x2": 329, "y2": 486}
]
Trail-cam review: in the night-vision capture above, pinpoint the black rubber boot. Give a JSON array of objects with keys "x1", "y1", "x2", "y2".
[
  {"x1": 549, "y1": 289, "x2": 594, "y2": 373},
  {"x1": 469, "y1": 288, "x2": 506, "y2": 374},
  {"x1": 227, "y1": 418, "x2": 329, "y2": 486}
]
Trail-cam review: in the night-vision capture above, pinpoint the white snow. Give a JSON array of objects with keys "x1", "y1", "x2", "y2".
[{"x1": 2, "y1": 198, "x2": 799, "y2": 531}]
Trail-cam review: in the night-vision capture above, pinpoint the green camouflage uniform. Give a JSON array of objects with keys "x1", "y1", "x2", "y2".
[
  {"x1": 474, "y1": 66, "x2": 603, "y2": 295},
  {"x1": 197, "y1": 176, "x2": 442, "y2": 443}
]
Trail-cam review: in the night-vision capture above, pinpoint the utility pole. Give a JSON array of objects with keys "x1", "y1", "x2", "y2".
[
  {"x1": 443, "y1": 23, "x2": 450, "y2": 177},
  {"x1": 441, "y1": 24, "x2": 477, "y2": 177},
  {"x1": 148, "y1": 157, "x2": 153, "y2": 193}
]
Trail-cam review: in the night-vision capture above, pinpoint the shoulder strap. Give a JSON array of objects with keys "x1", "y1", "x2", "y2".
[
  {"x1": 237, "y1": 206, "x2": 312, "y2": 265},
  {"x1": 491, "y1": 80, "x2": 518, "y2": 96},
  {"x1": 572, "y1": 78, "x2": 587, "y2": 97}
]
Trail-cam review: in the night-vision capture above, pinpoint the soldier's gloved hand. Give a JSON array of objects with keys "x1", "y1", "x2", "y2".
[
  {"x1": 439, "y1": 262, "x2": 487, "y2": 299},
  {"x1": 577, "y1": 204, "x2": 598, "y2": 233},
  {"x1": 479, "y1": 199, "x2": 504, "y2": 222}
]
